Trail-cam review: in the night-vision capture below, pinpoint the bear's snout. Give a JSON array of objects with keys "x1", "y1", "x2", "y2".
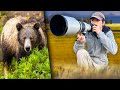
[
  {"x1": 24, "y1": 38, "x2": 31, "y2": 52},
  {"x1": 25, "y1": 46, "x2": 31, "y2": 52}
]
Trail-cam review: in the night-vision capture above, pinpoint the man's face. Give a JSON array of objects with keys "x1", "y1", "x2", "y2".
[{"x1": 90, "y1": 18, "x2": 105, "y2": 30}]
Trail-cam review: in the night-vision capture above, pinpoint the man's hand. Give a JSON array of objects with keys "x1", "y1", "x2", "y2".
[
  {"x1": 92, "y1": 24, "x2": 102, "y2": 34},
  {"x1": 77, "y1": 34, "x2": 85, "y2": 43}
]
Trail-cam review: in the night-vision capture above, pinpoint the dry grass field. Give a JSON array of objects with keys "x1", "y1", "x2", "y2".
[
  {"x1": 47, "y1": 23, "x2": 120, "y2": 79},
  {"x1": 106, "y1": 24, "x2": 120, "y2": 30}
]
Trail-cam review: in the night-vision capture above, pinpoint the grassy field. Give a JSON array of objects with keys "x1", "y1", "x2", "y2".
[
  {"x1": 106, "y1": 24, "x2": 120, "y2": 30},
  {"x1": 47, "y1": 23, "x2": 120, "y2": 79}
]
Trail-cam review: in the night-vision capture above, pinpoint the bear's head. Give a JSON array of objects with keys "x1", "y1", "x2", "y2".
[{"x1": 16, "y1": 22, "x2": 42, "y2": 52}]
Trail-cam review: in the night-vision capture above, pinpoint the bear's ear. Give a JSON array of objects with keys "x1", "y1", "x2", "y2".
[
  {"x1": 16, "y1": 23, "x2": 23, "y2": 31},
  {"x1": 33, "y1": 23, "x2": 40, "y2": 30}
]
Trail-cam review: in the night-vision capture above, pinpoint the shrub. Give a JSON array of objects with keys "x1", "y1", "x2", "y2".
[{"x1": 7, "y1": 47, "x2": 51, "y2": 79}]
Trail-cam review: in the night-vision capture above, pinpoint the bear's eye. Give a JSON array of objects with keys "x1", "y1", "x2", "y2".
[
  {"x1": 23, "y1": 37, "x2": 26, "y2": 40},
  {"x1": 30, "y1": 37, "x2": 33, "y2": 40}
]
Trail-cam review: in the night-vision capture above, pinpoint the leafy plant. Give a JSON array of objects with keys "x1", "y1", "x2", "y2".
[{"x1": 7, "y1": 47, "x2": 51, "y2": 79}]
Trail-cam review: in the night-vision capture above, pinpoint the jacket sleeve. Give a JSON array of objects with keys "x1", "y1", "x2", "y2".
[
  {"x1": 97, "y1": 30, "x2": 118, "y2": 55},
  {"x1": 73, "y1": 40, "x2": 85, "y2": 54}
]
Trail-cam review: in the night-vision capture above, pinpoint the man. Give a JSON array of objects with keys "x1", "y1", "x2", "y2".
[{"x1": 73, "y1": 12, "x2": 118, "y2": 71}]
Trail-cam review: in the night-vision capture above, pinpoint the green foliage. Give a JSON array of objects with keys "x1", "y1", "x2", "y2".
[
  {"x1": 0, "y1": 11, "x2": 9, "y2": 33},
  {"x1": 0, "y1": 11, "x2": 9, "y2": 16},
  {"x1": 0, "y1": 26, "x2": 2, "y2": 33},
  {"x1": 8, "y1": 47, "x2": 51, "y2": 79},
  {"x1": 0, "y1": 61, "x2": 4, "y2": 79}
]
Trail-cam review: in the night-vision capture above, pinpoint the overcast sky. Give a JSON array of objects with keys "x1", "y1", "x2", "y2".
[{"x1": 45, "y1": 11, "x2": 120, "y2": 17}]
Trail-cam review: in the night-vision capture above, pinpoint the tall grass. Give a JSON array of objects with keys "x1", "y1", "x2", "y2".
[{"x1": 52, "y1": 64, "x2": 120, "y2": 79}]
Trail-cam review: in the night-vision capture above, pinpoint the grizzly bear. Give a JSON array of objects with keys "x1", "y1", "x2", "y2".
[{"x1": 1, "y1": 16, "x2": 47, "y2": 79}]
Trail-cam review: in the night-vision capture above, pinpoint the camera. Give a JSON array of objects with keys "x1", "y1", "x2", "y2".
[{"x1": 50, "y1": 14, "x2": 92, "y2": 36}]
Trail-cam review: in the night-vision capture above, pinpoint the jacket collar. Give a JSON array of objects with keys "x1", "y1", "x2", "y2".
[{"x1": 89, "y1": 25, "x2": 110, "y2": 38}]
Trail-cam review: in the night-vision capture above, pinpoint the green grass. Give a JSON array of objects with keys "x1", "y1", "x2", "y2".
[{"x1": 0, "y1": 47, "x2": 51, "y2": 79}]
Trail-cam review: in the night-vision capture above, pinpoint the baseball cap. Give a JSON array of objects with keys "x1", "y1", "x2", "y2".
[{"x1": 90, "y1": 12, "x2": 105, "y2": 21}]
